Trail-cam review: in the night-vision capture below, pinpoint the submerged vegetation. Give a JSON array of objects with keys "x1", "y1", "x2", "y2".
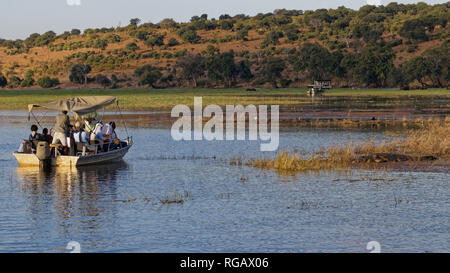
[{"x1": 243, "y1": 119, "x2": 450, "y2": 173}]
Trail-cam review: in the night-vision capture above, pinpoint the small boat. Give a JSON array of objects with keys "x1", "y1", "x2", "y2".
[{"x1": 13, "y1": 96, "x2": 133, "y2": 167}]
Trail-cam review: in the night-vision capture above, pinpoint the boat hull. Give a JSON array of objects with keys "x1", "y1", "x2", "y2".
[{"x1": 13, "y1": 144, "x2": 132, "y2": 167}]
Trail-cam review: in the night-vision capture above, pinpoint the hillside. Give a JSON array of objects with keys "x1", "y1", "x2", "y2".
[{"x1": 0, "y1": 2, "x2": 448, "y2": 90}]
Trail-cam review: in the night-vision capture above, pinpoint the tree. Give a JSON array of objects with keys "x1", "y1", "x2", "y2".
[
  {"x1": 262, "y1": 31, "x2": 283, "y2": 47},
  {"x1": 352, "y1": 44, "x2": 395, "y2": 87},
  {"x1": 404, "y1": 56, "x2": 429, "y2": 87},
  {"x1": 0, "y1": 73, "x2": 7, "y2": 87},
  {"x1": 283, "y1": 24, "x2": 300, "y2": 41},
  {"x1": 421, "y1": 45, "x2": 448, "y2": 87},
  {"x1": 167, "y1": 37, "x2": 180, "y2": 47},
  {"x1": 145, "y1": 34, "x2": 165, "y2": 49},
  {"x1": 191, "y1": 16, "x2": 201, "y2": 22},
  {"x1": 220, "y1": 20, "x2": 234, "y2": 30},
  {"x1": 293, "y1": 43, "x2": 335, "y2": 80},
  {"x1": 69, "y1": 64, "x2": 91, "y2": 85},
  {"x1": 177, "y1": 27, "x2": 201, "y2": 44},
  {"x1": 206, "y1": 51, "x2": 238, "y2": 87},
  {"x1": 399, "y1": 19, "x2": 428, "y2": 41},
  {"x1": 238, "y1": 60, "x2": 253, "y2": 81},
  {"x1": 236, "y1": 29, "x2": 249, "y2": 41},
  {"x1": 261, "y1": 56, "x2": 286, "y2": 88},
  {"x1": 8, "y1": 76, "x2": 22, "y2": 88},
  {"x1": 95, "y1": 74, "x2": 112, "y2": 88},
  {"x1": 129, "y1": 18, "x2": 141, "y2": 27},
  {"x1": 37, "y1": 76, "x2": 59, "y2": 88},
  {"x1": 135, "y1": 65, "x2": 162, "y2": 88},
  {"x1": 219, "y1": 14, "x2": 232, "y2": 20},
  {"x1": 20, "y1": 77, "x2": 34, "y2": 87},
  {"x1": 352, "y1": 23, "x2": 383, "y2": 42},
  {"x1": 159, "y1": 18, "x2": 177, "y2": 29},
  {"x1": 132, "y1": 30, "x2": 149, "y2": 41},
  {"x1": 126, "y1": 42, "x2": 140, "y2": 51},
  {"x1": 71, "y1": 29, "x2": 81, "y2": 35},
  {"x1": 340, "y1": 53, "x2": 359, "y2": 86},
  {"x1": 39, "y1": 31, "x2": 57, "y2": 46},
  {"x1": 205, "y1": 45, "x2": 219, "y2": 56},
  {"x1": 176, "y1": 54, "x2": 206, "y2": 87}
]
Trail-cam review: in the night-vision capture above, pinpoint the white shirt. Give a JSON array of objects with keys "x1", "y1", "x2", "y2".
[
  {"x1": 101, "y1": 124, "x2": 112, "y2": 136},
  {"x1": 74, "y1": 131, "x2": 88, "y2": 143}
]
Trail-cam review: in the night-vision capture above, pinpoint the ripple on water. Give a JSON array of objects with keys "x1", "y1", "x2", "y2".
[{"x1": 0, "y1": 126, "x2": 448, "y2": 252}]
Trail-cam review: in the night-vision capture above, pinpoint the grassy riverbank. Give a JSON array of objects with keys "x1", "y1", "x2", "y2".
[{"x1": 0, "y1": 88, "x2": 448, "y2": 110}]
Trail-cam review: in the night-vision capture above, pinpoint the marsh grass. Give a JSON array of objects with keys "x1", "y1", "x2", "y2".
[
  {"x1": 248, "y1": 119, "x2": 450, "y2": 173},
  {"x1": 287, "y1": 118, "x2": 431, "y2": 130},
  {"x1": 0, "y1": 88, "x2": 448, "y2": 110}
]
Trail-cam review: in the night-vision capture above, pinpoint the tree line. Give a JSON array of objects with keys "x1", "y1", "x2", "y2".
[{"x1": 0, "y1": 2, "x2": 448, "y2": 89}]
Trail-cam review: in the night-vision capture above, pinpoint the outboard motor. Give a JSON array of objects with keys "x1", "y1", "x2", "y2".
[{"x1": 36, "y1": 141, "x2": 51, "y2": 167}]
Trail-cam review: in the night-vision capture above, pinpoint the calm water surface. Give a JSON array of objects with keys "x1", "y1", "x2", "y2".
[{"x1": 0, "y1": 122, "x2": 448, "y2": 253}]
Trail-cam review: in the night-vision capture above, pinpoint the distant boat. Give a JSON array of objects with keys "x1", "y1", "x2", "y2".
[
  {"x1": 13, "y1": 96, "x2": 133, "y2": 167},
  {"x1": 307, "y1": 80, "x2": 332, "y2": 97}
]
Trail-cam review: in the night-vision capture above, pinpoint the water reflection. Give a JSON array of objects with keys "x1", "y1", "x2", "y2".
[
  {"x1": 14, "y1": 162, "x2": 128, "y2": 248},
  {"x1": 2, "y1": 126, "x2": 449, "y2": 252}
]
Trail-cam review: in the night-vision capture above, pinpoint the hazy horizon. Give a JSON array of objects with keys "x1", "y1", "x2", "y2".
[{"x1": 1, "y1": 0, "x2": 447, "y2": 39}]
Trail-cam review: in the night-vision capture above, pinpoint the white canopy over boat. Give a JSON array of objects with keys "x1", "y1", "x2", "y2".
[{"x1": 28, "y1": 96, "x2": 117, "y2": 118}]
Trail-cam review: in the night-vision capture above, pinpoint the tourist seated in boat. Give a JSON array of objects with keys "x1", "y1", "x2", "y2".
[
  {"x1": 90, "y1": 122, "x2": 104, "y2": 141},
  {"x1": 28, "y1": 124, "x2": 41, "y2": 151},
  {"x1": 108, "y1": 121, "x2": 120, "y2": 150},
  {"x1": 109, "y1": 121, "x2": 127, "y2": 149},
  {"x1": 81, "y1": 112, "x2": 99, "y2": 134},
  {"x1": 101, "y1": 122, "x2": 113, "y2": 140},
  {"x1": 73, "y1": 122, "x2": 89, "y2": 144},
  {"x1": 90, "y1": 122, "x2": 109, "y2": 152},
  {"x1": 110, "y1": 122, "x2": 117, "y2": 139},
  {"x1": 73, "y1": 121, "x2": 93, "y2": 155},
  {"x1": 52, "y1": 111, "x2": 71, "y2": 147},
  {"x1": 40, "y1": 128, "x2": 53, "y2": 144}
]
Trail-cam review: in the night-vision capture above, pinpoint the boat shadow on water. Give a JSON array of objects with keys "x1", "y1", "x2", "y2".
[
  {"x1": 14, "y1": 161, "x2": 130, "y2": 206},
  {"x1": 15, "y1": 160, "x2": 129, "y2": 185}
]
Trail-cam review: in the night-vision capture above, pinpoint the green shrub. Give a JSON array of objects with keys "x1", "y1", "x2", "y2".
[
  {"x1": 177, "y1": 27, "x2": 201, "y2": 44},
  {"x1": 167, "y1": 37, "x2": 180, "y2": 47},
  {"x1": 20, "y1": 77, "x2": 35, "y2": 87},
  {"x1": 126, "y1": 42, "x2": 140, "y2": 51},
  {"x1": 8, "y1": 76, "x2": 22, "y2": 88},
  {"x1": 37, "y1": 76, "x2": 59, "y2": 88},
  {"x1": 135, "y1": 65, "x2": 162, "y2": 88},
  {"x1": 0, "y1": 73, "x2": 7, "y2": 87},
  {"x1": 95, "y1": 74, "x2": 112, "y2": 88}
]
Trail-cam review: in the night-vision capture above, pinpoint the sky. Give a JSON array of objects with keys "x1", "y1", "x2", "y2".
[{"x1": 0, "y1": 0, "x2": 447, "y2": 39}]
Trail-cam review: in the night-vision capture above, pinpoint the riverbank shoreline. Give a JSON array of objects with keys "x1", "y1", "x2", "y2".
[{"x1": 0, "y1": 88, "x2": 449, "y2": 111}]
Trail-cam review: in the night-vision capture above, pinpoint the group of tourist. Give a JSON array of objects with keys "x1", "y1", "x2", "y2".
[
  {"x1": 29, "y1": 125, "x2": 53, "y2": 145},
  {"x1": 27, "y1": 110, "x2": 125, "y2": 155}
]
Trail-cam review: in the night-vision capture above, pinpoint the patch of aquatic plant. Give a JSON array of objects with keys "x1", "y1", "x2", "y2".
[
  {"x1": 245, "y1": 119, "x2": 450, "y2": 173},
  {"x1": 159, "y1": 191, "x2": 193, "y2": 205}
]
